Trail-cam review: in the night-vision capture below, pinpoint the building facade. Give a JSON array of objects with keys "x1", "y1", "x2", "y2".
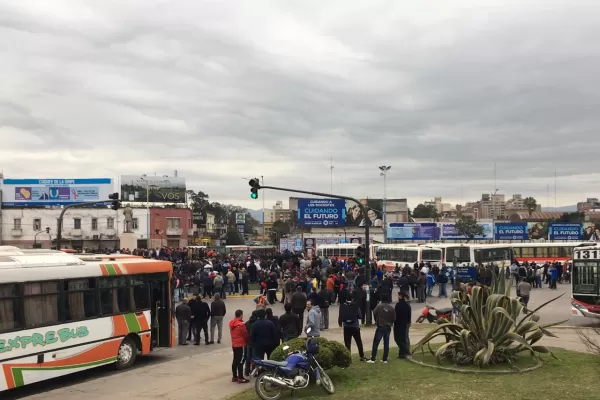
[
  {"x1": 0, "y1": 207, "x2": 149, "y2": 250},
  {"x1": 148, "y1": 207, "x2": 193, "y2": 248}
]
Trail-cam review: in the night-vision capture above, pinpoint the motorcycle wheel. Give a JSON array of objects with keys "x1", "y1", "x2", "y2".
[
  {"x1": 319, "y1": 367, "x2": 335, "y2": 394},
  {"x1": 254, "y1": 371, "x2": 283, "y2": 400}
]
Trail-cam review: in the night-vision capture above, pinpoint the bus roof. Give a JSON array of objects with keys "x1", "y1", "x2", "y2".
[
  {"x1": 0, "y1": 247, "x2": 172, "y2": 283},
  {"x1": 573, "y1": 243, "x2": 600, "y2": 252},
  {"x1": 510, "y1": 242, "x2": 595, "y2": 247},
  {"x1": 376, "y1": 244, "x2": 435, "y2": 250},
  {"x1": 75, "y1": 254, "x2": 145, "y2": 261},
  {"x1": 317, "y1": 243, "x2": 361, "y2": 249}
]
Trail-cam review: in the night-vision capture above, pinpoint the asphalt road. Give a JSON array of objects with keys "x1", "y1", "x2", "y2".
[{"x1": 4, "y1": 282, "x2": 596, "y2": 399}]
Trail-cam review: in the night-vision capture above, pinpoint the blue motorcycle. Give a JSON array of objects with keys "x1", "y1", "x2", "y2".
[{"x1": 252, "y1": 332, "x2": 335, "y2": 400}]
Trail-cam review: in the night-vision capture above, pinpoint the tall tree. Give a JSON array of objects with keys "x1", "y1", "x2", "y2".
[
  {"x1": 225, "y1": 229, "x2": 245, "y2": 245},
  {"x1": 411, "y1": 203, "x2": 439, "y2": 219},
  {"x1": 270, "y1": 220, "x2": 291, "y2": 244},
  {"x1": 454, "y1": 216, "x2": 484, "y2": 242},
  {"x1": 524, "y1": 197, "x2": 537, "y2": 216},
  {"x1": 557, "y1": 212, "x2": 585, "y2": 223}
]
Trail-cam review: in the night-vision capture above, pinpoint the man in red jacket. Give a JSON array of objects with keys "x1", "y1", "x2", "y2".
[{"x1": 229, "y1": 310, "x2": 250, "y2": 383}]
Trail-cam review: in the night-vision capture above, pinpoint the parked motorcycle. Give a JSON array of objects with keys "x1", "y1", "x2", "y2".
[
  {"x1": 415, "y1": 304, "x2": 453, "y2": 323},
  {"x1": 252, "y1": 329, "x2": 335, "y2": 400}
]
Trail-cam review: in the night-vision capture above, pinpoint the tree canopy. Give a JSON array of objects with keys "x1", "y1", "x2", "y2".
[
  {"x1": 454, "y1": 216, "x2": 484, "y2": 241},
  {"x1": 412, "y1": 203, "x2": 439, "y2": 219}
]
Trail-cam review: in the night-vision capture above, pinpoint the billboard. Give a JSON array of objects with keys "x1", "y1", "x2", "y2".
[
  {"x1": 344, "y1": 198, "x2": 408, "y2": 226},
  {"x1": 297, "y1": 198, "x2": 346, "y2": 227},
  {"x1": 494, "y1": 222, "x2": 528, "y2": 240},
  {"x1": 583, "y1": 222, "x2": 600, "y2": 242},
  {"x1": 120, "y1": 175, "x2": 186, "y2": 203},
  {"x1": 527, "y1": 222, "x2": 549, "y2": 240},
  {"x1": 548, "y1": 223, "x2": 583, "y2": 240},
  {"x1": 0, "y1": 178, "x2": 113, "y2": 206},
  {"x1": 440, "y1": 223, "x2": 493, "y2": 240},
  {"x1": 387, "y1": 223, "x2": 439, "y2": 241}
]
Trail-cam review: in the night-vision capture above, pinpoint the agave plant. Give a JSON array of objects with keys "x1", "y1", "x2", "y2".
[{"x1": 412, "y1": 267, "x2": 566, "y2": 367}]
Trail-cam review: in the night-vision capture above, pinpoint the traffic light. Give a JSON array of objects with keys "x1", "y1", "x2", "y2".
[
  {"x1": 45, "y1": 227, "x2": 50, "y2": 234},
  {"x1": 249, "y1": 178, "x2": 260, "y2": 199},
  {"x1": 355, "y1": 244, "x2": 365, "y2": 264},
  {"x1": 155, "y1": 229, "x2": 160, "y2": 234},
  {"x1": 108, "y1": 192, "x2": 121, "y2": 210}
]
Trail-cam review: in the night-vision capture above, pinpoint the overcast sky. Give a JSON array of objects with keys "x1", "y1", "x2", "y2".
[{"x1": 1, "y1": 0, "x2": 599, "y2": 210}]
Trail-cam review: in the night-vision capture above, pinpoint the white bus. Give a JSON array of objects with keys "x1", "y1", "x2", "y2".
[
  {"x1": 316, "y1": 243, "x2": 377, "y2": 262},
  {"x1": 375, "y1": 245, "x2": 443, "y2": 271},
  {"x1": 423, "y1": 243, "x2": 513, "y2": 267},
  {"x1": 0, "y1": 246, "x2": 175, "y2": 392},
  {"x1": 571, "y1": 244, "x2": 600, "y2": 319},
  {"x1": 511, "y1": 242, "x2": 595, "y2": 265}
]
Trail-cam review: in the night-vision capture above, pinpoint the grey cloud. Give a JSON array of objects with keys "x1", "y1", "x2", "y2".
[{"x1": 1, "y1": 0, "x2": 599, "y2": 209}]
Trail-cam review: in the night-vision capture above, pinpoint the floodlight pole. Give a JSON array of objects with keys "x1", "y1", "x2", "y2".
[{"x1": 257, "y1": 183, "x2": 372, "y2": 325}]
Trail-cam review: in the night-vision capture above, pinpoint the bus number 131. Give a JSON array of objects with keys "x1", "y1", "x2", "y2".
[{"x1": 574, "y1": 250, "x2": 599, "y2": 259}]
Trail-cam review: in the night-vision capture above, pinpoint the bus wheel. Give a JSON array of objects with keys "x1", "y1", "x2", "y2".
[{"x1": 115, "y1": 336, "x2": 137, "y2": 370}]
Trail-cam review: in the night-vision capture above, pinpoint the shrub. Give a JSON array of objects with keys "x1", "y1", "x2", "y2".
[
  {"x1": 270, "y1": 337, "x2": 351, "y2": 370},
  {"x1": 413, "y1": 267, "x2": 566, "y2": 367}
]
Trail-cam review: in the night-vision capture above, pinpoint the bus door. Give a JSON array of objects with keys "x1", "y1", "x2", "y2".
[{"x1": 148, "y1": 273, "x2": 172, "y2": 348}]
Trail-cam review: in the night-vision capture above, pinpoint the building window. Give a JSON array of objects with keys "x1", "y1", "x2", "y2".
[
  {"x1": 33, "y1": 218, "x2": 42, "y2": 231},
  {"x1": 13, "y1": 219, "x2": 21, "y2": 229},
  {"x1": 167, "y1": 218, "x2": 181, "y2": 228},
  {"x1": 107, "y1": 218, "x2": 115, "y2": 229},
  {"x1": 74, "y1": 218, "x2": 82, "y2": 229},
  {"x1": 132, "y1": 218, "x2": 139, "y2": 230},
  {"x1": 91, "y1": 218, "x2": 98, "y2": 230}
]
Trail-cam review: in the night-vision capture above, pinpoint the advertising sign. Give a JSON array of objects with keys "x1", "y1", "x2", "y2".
[
  {"x1": 236, "y1": 224, "x2": 245, "y2": 235},
  {"x1": 494, "y1": 222, "x2": 528, "y2": 240},
  {"x1": 583, "y1": 222, "x2": 600, "y2": 242},
  {"x1": 304, "y1": 238, "x2": 316, "y2": 258},
  {"x1": 297, "y1": 198, "x2": 346, "y2": 227},
  {"x1": 0, "y1": 178, "x2": 113, "y2": 206},
  {"x1": 527, "y1": 222, "x2": 549, "y2": 240},
  {"x1": 235, "y1": 213, "x2": 246, "y2": 224},
  {"x1": 456, "y1": 266, "x2": 477, "y2": 280},
  {"x1": 548, "y1": 223, "x2": 583, "y2": 241},
  {"x1": 120, "y1": 175, "x2": 186, "y2": 203},
  {"x1": 387, "y1": 223, "x2": 439, "y2": 240},
  {"x1": 440, "y1": 223, "x2": 493, "y2": 240}
]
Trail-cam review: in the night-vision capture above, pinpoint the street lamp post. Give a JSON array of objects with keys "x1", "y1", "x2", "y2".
[
  {"x1": 379, "y1": 166, "x2": 391, "y2": 243},
  {"x1": 261, "y1": 175, "x2": 265, "y2": 244},
  {"x1": 140, "y1": 176, "x2": 150, "y2": 249},
  {"x1": 491, "y1": 189, "x2": 499, "y2": 242}
]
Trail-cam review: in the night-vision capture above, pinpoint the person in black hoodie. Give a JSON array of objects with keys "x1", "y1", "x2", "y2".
[
  {"x1": 317, "y1": 286, "x2": 330, "y2": 330},
  {"x1": 249, "y1": 309, "x2": 279, "y2": 360},
  {"x1": 191, "y1": 297, "x2": 211, "y2": 345},
  {"x1": 394, "y1": 292, "x2": 412, "y2": 358},
  {"x1": 278, "y1": 303, "x2": 300, "y2": 342},
  {"x1": 203, "y1": 273, "x2": 214, "y2": 299},
  {"x1": 244, "y1": 310, "x2": 259, "y2": 376}
]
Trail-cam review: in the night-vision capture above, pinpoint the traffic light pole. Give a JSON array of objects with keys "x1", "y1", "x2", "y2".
[
  {"x1": 55, "y1": 200, "x2": 114, "y2": 250},
  {"x1": 256, "y1": 184, "x2": 372, "y2": 325}
]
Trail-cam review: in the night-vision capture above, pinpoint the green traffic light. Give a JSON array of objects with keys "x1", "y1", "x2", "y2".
[{"x1": 250, "y1": 193, "x2": 258, "y2": 199}]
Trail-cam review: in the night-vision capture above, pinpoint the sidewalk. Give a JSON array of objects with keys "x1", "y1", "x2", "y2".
[{"x1": 29, "y1": 326, "x2": 591, "y2": 400}]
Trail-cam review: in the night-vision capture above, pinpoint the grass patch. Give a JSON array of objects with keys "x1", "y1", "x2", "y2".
[{"x1": 230, "y1": 349, "x2": 598, "y2": 400}]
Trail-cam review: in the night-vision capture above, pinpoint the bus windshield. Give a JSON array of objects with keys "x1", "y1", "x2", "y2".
[
  {"x1": 447, "y1": 247, "x2": 470, "y2": 264},
  {"x1": 573, "y1": 261, "x2": 599, "y2": 299},
  {"x1": 475, "y1": 247, "x2": 512, "y2": 264}
]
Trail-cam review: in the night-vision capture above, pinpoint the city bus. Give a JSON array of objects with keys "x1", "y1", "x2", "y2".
[
  {"x1": 511, "y1": 242, "x2": 595, "y2": 264},
  {"x1": 0, "y1": 246, "x2": 175, "y2": 392},
  {"x1": 376, "y1": 245, "x2": 443, "y2": 271},
  {"x1": 571, "y1": 244, "x2": 600, "y2": 319},
  {"x1": 316, "y1": 243, "x2": 377, "y2": 261},
  {"x1": 423, "y1": 243, "x2": 513, "y2": 267}
]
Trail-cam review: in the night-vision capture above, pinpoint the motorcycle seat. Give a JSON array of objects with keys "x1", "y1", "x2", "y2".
[
  {"x1": 436, "y1": 308, "x2": 453, "y2": 315},
  {"x1": 260, "y1": 360, "x2": 289, "y2": 367}
]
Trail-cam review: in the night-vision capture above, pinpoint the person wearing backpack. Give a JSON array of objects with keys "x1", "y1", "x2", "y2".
[
  {"x1": 367, "y1": 293, "x2": 395, "y2": 364},
  {"x1": 338, "y1": 294, "x2": 367, "y2": 361}
]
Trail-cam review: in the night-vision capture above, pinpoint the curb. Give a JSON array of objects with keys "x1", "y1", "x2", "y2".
[{"x1": 407, "y1": 356, "x2": 543, "y2": 374}]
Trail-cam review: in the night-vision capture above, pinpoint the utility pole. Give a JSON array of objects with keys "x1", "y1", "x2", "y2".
[
  {"x1": 330, "y1": 157, "x2": 334, "y2": 194},
  {"x1": 261, "y1": 175, "x2": 265, "y2": 244},
  {"x1": 554, "y1": 168, "x2": 557, "y2": 209},
  {"x1": 379, "y1": 166, "x2": 391, "y2": 243}
]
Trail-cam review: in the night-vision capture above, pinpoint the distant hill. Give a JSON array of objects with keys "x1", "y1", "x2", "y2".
[{"x1": 541, "y1": 205, "x2": 577, "y2": 212}]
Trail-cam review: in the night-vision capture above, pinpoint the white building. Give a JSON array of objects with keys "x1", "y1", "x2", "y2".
[{"x1": 0, "y1": 207, "x2": 149, "y2": 250}]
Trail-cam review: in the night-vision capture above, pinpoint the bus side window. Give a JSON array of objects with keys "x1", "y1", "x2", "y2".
[
  {"x1": 129, "y1": 275, "x2": 151, "y2": 312},
  {"x1": 521, "y1": 247, "x2": 534, "y2": 258},
  {"x1": 99, "y1": 277, "x2": 129, "y2": 316},
  {"x1": 0, "y1": 283, "x2": 22, "y2": 333},
  {"x1": 23, "y1": 281, "x2": 60, "y2": 328},
  {"x1": 63, "y1": 278, "x2": 98, "y2": 321}
]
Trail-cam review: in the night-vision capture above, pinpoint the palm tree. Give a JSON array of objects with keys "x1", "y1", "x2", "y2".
[{"x1": 524, "y1": 197, "x2": 537, "y2": 217}]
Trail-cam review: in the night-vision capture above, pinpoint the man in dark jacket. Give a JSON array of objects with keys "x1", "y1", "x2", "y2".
[
  {"x1": 203, "y1": 273, "x2": 214, "y2": 299},
  {"x1": 290, "y1": 286, "x2": 307, "y2": 331},
  {"x1": 317, "y1": 286, "x2": 330, "y2": 330},
  {"x1": 175, "y1": 298, "x2": 191, "y2": 345},
  {"x1": 191, "y1": 297, "x2": 211, "y2": 345},
  {"x1": 338, "y1": 294, "x2": 366, "y2": 361},
  {"x1": 209, "y1": 293, "x2": 226, "y2": 344},
  {"x1": 244, "y1": 310, "x2": 259, "y2": 376},
  {"x1": 394, "y1": 292, "x2": 412, "y2": 358},
  {"x1": 249, "y1": 309, "x2": 279, "y2": 360},
  {"x1": 278, "y1": 303, "x2": 300, "y2": 342}
]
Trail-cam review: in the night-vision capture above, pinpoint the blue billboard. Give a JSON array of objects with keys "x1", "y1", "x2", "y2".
[
  {"x1": 1, "y1": 178, "x2": 113, "y2": 206},
  {"x1": 548, "y1": 223, "x2": 583, "y2": 240},
  {"x1": 387, "y1": 223, "x2": 439, "y2": 240},
  {"x1": 440, "y1": 223, "x2": 493, "y2": 240},
  {"x1": 494, "y1": 222, "x2": 528, "y2": 240},
  {"x1": 297, "y1": 198, "x2": 346, "y2": 227}
]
